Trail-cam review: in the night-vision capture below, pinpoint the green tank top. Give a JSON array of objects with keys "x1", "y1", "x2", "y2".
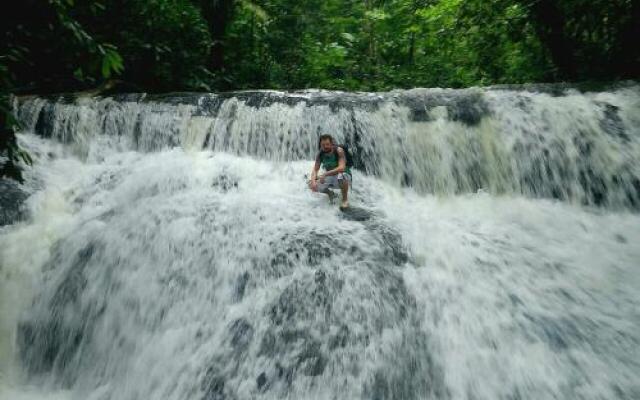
[{"x1": 318, "y1": 147, "x2": 351, "y2": 175}]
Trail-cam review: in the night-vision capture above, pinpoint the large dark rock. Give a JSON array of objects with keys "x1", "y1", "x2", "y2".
[{"x1": 0, "y1": 178, "x2": 28, "y2": 226}]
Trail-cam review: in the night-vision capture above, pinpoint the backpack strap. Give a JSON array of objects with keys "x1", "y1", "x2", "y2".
[{"x1": 334, "y1": 145, "x2": 343, "y2": 159}]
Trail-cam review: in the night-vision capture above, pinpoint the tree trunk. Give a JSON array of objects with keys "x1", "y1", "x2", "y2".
[
  {"x1": 408, "y1": 31, "x2": 415, "y2": 64},
  {"x1": 528, "y1": 0, "x2": 577, "y2": 80},
  {"x1": 615, "y1": 1, "x2": 640, "y2": 78},
  {"x1": 200, "y1": 0, "x2": 235, "y2": 73}
]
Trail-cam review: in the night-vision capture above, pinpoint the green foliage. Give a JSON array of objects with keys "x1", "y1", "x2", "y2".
[
  {"x1": 3, "y1": 0, "x2": 639, "y2": 95},
  {"x1": 2, "y1": 0, "x2": 121, "y2": 181},
  {"x1": 5, "y1": 0, "x2": 212, "y2": 93},
  {"x1": 0, "y1": 91, "x2": 32, "y2": 182},
  {"x1": 101, "y1": 46, "x2": 124, "y2": 79},
  {"x1": 105, "y1": 0, "x2": 213, "y2": 91},
  {"x1": 223, "y1": 0, "x2": 637, "y2": 90}
]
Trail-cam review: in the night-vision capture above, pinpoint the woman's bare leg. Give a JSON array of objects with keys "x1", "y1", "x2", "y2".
[{"x1": 339, "y1": 180, "x2": 349, "y2": 208}]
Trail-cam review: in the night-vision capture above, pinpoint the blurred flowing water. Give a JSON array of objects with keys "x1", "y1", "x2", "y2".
[{"x1": 1, "y1": 85, "x2": 639, "y2": 400}]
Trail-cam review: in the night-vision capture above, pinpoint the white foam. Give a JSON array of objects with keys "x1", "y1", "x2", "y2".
[{"x1": 1, "y1": 109, "x2": 639, "y2": 399}]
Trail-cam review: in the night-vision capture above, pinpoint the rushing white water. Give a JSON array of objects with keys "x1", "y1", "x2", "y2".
[
  {"x1": 1, "y1": 86, "x2": 640, "y2": 400},
  {"x1": 15, "y1": 84, "x2": 640, "y2": 209}
]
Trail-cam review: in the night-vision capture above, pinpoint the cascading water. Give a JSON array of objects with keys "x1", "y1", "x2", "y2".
[{"x1": 1, "y1": 84, "x2": 639, "y2": 400}]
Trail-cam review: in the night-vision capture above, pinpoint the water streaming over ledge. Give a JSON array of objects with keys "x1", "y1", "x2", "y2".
[
  {"x1": 1, "y1": 84, "x2": 639, "y2": 400},
  {"x1": 15, "y1": 84, "x2": 640, "y2": 210}
]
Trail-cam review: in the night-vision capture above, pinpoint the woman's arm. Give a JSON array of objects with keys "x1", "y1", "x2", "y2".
[{"x1": 310, "y1": 158, "x2": 321, "y2": 180}]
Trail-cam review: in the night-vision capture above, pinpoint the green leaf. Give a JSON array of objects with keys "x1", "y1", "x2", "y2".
[
  {"x1": 100, "y1": 47, "x2": 124, "y2": 79},
  {"x1": 340, "y1": 33, "x2": 355, "y2": 42},
  {"x1": 101, "y1": 56, "x2": 112, "y2": 78},
  {"x1": 365, "y1": 9, "x2": 388, "y2": 21},
  {"x1": 239, "y1": 0, "x2": 268, "y2": 21}
]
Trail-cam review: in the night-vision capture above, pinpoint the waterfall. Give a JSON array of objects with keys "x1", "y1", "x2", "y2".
[
  {"x1": 1, "y1": 84, "x2": 639, "y2": 400},
  {"x1": 15, "y1": 84, "x2": 640, "y2": 209}
]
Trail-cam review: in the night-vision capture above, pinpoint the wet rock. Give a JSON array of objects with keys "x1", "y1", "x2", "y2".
[
  {"x1": 17, "y1": 319, "x2": 84, "y2": 377},
  {"x1": 201, "y1": 368, "x2": 226, "y2": 400},
  {"x1": 296, "y1": 340, "x2": 327, "y2": 377},
  {"x1": 0, "y1": 178, "x2": 28, "y2": 226},
  {"x1": 275, "y1": 362, "x2": 294, "y2": 386},
  {"x1": 34, "y1": 102, "x2": 56, "y2": 138},
  {"x1": 211, "y1": 174, "x2": 238, "y2": 192},
  {"x1": 229, "y1": 318, "x2": 253, "y2": 351},
  {"x1": 232, "y1": 272, "x2": 250, "y2": 302},
  {"x1": 256, "y1": 372, "x2": 268, "y2": 391},
  {"x1": 400, "y1": 90, "x2": 489, "y2": 126},
  {"x1": 597, "y1": 102, "x2": 628, "y2": 141}
]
